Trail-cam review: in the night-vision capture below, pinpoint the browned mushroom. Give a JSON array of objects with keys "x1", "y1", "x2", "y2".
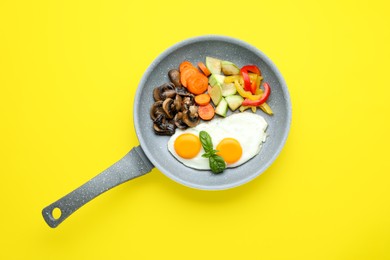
[
  {"x1": 150, "y1": 101, "x2": 164, "y2": 121},
  {"x1": 153, "y1": 123, "x2": 175, "y2": 135},
  {"x1": 182, "y1": 106, "x2": 200, "y2": 127},
  {"x1": 174, "y1": 94, "x2": 182, "y2": 111},
  {"x1": 173, "y1": 112, "x2": 187, "y2": 129},
  {"x1": 182, "y1": 96, "x2": 195, "y2": 110},
  {"x1": 162, "y1": 98, "x2": 176, "y2": 119},
  {"x1": 153, "y1": 83, "x2": 176, "y2": 101},
  {"x1": 168, "y1": 69, "x2": 181, "y2": 88},
  {"x1": 153, "y1": 113, "x2": 175, "y2": 135},
  {"x1": 176, "y1": 87, "x2": 192, "y2": 97}
]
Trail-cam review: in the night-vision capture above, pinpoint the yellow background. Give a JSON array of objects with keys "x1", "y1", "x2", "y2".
[{"x1": 1, "y1": 0, "x2": 389, "y2": 259}]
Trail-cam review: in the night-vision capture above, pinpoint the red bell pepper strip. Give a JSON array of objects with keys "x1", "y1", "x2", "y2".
[
  {"x1": 242, "y1": 82, "x2": 271, "y2": 106},
  {"x1": 240, "y1": 65, "x2": 262, "y2": 94},
  {"x1": 241, "y1": 69, "x2": 252, "y2": 93}
]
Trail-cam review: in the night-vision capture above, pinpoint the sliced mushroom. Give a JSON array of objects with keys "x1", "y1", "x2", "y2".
[
  {"x1": 168, "y1": 69, "x2": 181, "y2": 88},
  {"x1": 173, "y1": 112, "x2": 187, "y2": 129},
  {"x1": 153, "y1": 123, "x2": 175, "y2": 136},
  {"x1": 153, "y1": 83, "x2": 176, "y2": 101},
  {"x1": 183, "y1": 96, "x2": 195, "y2": 110},
  {"x1": 174, "y1": 94, "x2": 182, "y2": 111},
  {"x1": 176, "y1": 87, "x2": 192, "y2": 97},
  {"x1": 153, "y1": 114, "x2": 176, "y2": 135},
  {"x1": 182, "y1": 106, "x2": 200, "y2": 127},
  {"x1": 162, "y1": 98, "x2": 175, "y2": 119},
  {"x1": 150, "y1": 101, "x2": 164, "y2": 120}
]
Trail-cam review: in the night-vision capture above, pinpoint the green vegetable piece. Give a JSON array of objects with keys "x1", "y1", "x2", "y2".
[
  {"x1": 215, "y1": 97, "x2": 228, "y2": 117},
  {"x1": 221, "y1": 60, "x2": 240, "y2": 75},
  {"x1": 209, "y1": 84, "x2": 223, "y2": 106},
  {"x1": 221, "y1": 83, "x2": 237, "y2": 97},
  {"x1": 225, "y1": 95, "x2": 244, "y2": 111},
  {"x1": 206, "y1": 57, "x2": 222, "y2": 75},
  {"x1": 209, "y1": 74, "x2": 225, "y2": 87}
]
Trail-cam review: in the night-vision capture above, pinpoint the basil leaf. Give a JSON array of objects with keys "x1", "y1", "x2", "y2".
[
  {"x1": 209, "y1": 155, "x2": 226, "y2": 174},
  {"x1": 199, "y1": 131, "x2": 213, "y2": 152},
  {"x1": 202, "y1": 152, "x2": 211, "y2": 158},
  {"x1": 199, "y1": 131, "x2": 226, "y2": 174}
]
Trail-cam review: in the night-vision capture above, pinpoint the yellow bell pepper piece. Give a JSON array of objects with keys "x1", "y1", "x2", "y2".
[
  {"x1": 234, "y1": 80, "x2": 262, "y2": 101},
  {"x1": 224, "y1": 75, "x2": 242, "y2": 83},
  {"x1": 259, "y1": 103, "x2": 273, "y2": 115}
]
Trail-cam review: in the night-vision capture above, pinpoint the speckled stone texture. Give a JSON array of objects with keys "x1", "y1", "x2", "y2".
[
  {"x1": 134, "y1": 35, "x2": 291, "y2": 190},
  {"x1": 42, "y1": 147, "x2": 153, "y2": 228}
]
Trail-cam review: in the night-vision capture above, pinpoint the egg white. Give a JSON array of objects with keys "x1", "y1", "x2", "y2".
[{"x1": 167, "y1": 112, "x2": 268, "y2": 170}]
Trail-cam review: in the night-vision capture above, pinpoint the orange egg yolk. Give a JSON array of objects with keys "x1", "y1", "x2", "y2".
[
  {"x1": 174, "y1": 133, "x2": 201, "y2": 159},
  {"x1": 216, "y1": 138, "x2": 242, "y2": 164}
]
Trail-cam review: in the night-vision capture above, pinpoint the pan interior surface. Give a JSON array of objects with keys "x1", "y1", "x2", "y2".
[{"x1": 134, "y1": 36, "x2": 291, "y2": 190}]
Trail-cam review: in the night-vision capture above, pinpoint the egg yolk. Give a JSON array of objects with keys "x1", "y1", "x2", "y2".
[
  {"x1": 174, "y1": 133, "x2": 201, "y2": 159},
  {"x1": 216, "y1": 138, "x2": 242, "y2": 164}
]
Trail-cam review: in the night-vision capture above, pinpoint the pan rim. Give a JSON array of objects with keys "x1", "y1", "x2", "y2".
[{"x1": 134, "y1": 35, "x2": 292, "y2": 190}]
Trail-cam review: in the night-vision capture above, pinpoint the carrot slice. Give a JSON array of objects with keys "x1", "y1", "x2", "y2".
[
  {"x1": 198, "y1": 103, "x2": 215, "y2": 120},
  {"x1": 179, "y1": 61, "x2": 194, "y2": 72},
  {"x1": 198, "y1": 62, "x2": 211, "y2": 77},
  {"x1": 180, "y1": 67, "x2": 199, "y2": 88},
  {"x1": 195, "y1": 93, "x2": 211, "y2": 106},
  {"x1": 187, "y1": 73, "x2": 208, "y2": 95}
]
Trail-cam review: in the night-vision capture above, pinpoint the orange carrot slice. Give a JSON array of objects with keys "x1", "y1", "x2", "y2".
[
  {"x1": 198, "y1": 104, "x2": 215, "y2": 120},
  {"x1": 195, "y1": 93, "x2": 211, "y2": 106},
  {"x1": 179, "y1": 61, "x2": 194, "y2": 72},
  {"x1": 187, "y1": 73, "x2": 208, "y2": 95},
  {"x1": 197, "y1": 62, "x2": 211, "y2": 77},
  {"x1": 180, "y1": 67, "x2": 199, "y2": 88}
]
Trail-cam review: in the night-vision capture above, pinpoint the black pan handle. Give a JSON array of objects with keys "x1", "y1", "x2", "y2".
[{"x1": 42, "y1": 146, "x2": 154, "y2": 228}]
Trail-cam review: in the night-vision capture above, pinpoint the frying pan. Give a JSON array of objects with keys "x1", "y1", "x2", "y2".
[{"x1": 42, "y1": 35, "x2": 292, "y2": 228}]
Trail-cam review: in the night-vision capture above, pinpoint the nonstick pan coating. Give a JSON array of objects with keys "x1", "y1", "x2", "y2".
[{"x1": 134, "y1": 35, "x2": 291, "y2": 190}]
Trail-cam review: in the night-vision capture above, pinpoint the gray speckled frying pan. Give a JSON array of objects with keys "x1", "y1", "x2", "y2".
[{"x1": 42, "y1": 35, "x2": 292, "y2": 228}]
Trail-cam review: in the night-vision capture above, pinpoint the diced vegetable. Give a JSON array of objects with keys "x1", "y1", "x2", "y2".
[
  {"x1": 197, "y1": 62, "x2": 211, "y2": 76},
  {"x1": 224, "y1": 75, "x2": 242, "y2": 83},
  {"x1": 221, "y1": 61, "x2": 240, "y2": 75},
  {"x1": 206, "y1": 57, "x2": 222, "y2": 75},
  {"x1": 259, "y1": 103, "x2": 273, "y2": 115},
  {"x1": 209, "y1": 74, "x2": 225, "y2": 87},
  {"x1": 198, "y1": 103, "x2": 215, "y2": 120},
  {"x1": 195, "y1": 93, "x2": 211, "y2": 106},
  {"x1": 240, "y1": 65, "x2": 262, "y2": 94},
  {"x1": 215, "y1": 98, "x2": 228, "y2": 117},
  {"x1": 209, "y1": 84, "x2": 223, "y2": 106},
  {"x1": 221, "y1": 83, "x2": 237, "y2": 97},
  {"x1": 239, "y1": 105, "x2": 251, "y2": 112},
  {"x1": 242, "y1": 82, "x2": 271, "y2": 106},
  {"x1": 180, "y1": 67, "x2": 199, "y2": 88},
  {"x1": 179, "y1": 61, "x2": 194, "y2": 72},
  {"x1": 234, "y1": 80, "x2": 262, "y2": 100},
  {"x1": 225, "y1": 95, "x2": 244, "y2": 111},
  {"x1": 187, "y1": 72, "x2": 208, "y2": 95}
]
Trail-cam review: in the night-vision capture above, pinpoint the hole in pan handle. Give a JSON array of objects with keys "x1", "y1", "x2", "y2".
[{"x1": 42, "y1": 146, "x2": 154, "y2": 228}]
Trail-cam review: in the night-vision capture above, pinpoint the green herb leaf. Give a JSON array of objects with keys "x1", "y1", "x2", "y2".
[
  {"x1": 209, "y1": 155, "x2": 226, "y2": 174},
  {"x1": 199, "y1": 131, "x2": 213, "y2": 152},
  {"x1": 199, "y1": 131, "x2": 226, "y2": 174}
]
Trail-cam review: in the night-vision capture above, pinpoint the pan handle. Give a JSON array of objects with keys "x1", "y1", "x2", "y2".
[{"x1": 42, "y1": 146, "x2": 154, "y2": 228}]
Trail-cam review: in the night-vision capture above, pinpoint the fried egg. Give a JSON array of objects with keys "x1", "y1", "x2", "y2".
[{"x1": 167, "y1": 112, "x2": 268, "y2": 170}]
